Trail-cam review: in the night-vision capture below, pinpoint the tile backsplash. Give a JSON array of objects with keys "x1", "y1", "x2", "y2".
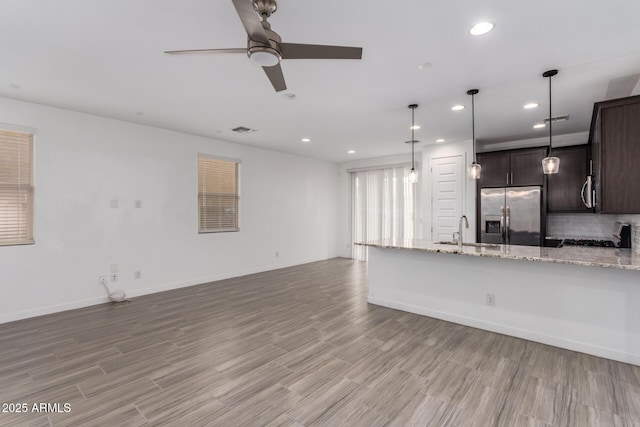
[{"x1": 547, "y1": 213, "x2": 640, "y2": 241}]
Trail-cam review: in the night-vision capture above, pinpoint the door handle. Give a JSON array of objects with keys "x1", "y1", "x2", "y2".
[
  {"x1": 581, "y1": 176, "x2": 594, "y2": 208},
  {"x1": 581, "y1": 179, "x2": 589, "y2": 208}
]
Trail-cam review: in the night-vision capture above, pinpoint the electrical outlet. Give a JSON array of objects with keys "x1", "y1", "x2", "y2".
[
  {"x1": 486, "y1": 293, "x2": 496, "y2": 306},
  {"x1": 134, "y1": 270, "x2": 142, "y2": 279},
  {"x1": 110, "y1": 274, "x2": 118, "y2": 283},
  {"x1": 99, "y1": 276, "x2": 108, "y2": 285},
  {"x1": 134, "y1": 200, "x2": 142, "y2": 208},
  {"x1": 110, "y1": 264, "x2": 118, "y2": 274}
]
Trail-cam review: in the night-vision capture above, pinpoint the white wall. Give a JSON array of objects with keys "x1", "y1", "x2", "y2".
[
  {"x1": 422, "y1": 140, "x2": 476, "y2": 242},
  {"x1": 368, "y1": 247, "x2": 640, "y2": 365},
  {"x1": 336, "y1": 153, "x2": 414, "y2": 258},
  {"x1": 0, "y1": 97, "x2": 338, "y2": 323}
]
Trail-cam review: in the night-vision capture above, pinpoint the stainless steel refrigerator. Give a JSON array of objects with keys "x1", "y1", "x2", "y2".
[{"x1": 480, "y1": 186, "x2": 542, "y2": 246}]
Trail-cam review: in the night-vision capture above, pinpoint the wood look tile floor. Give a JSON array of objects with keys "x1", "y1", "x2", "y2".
[{"x1": 2, "y1": 258, "x2": 640, "y2": 427}]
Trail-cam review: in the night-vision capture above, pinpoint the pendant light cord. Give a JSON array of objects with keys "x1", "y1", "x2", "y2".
[
  {"x1": 466, "y1": 89, "x2": 479, "y2": 165},
  {"x1": 471, "y1": 93, "x2": 476, "y2": 163},
  {"x1": 548, "y1": 73, "x2": 553, "y2": 156},
  {"x1": 411, "y1": 107, "x2": 415, "y2": 169}
]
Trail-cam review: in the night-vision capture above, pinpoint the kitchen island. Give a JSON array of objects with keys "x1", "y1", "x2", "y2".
[{"x1": 357, "y1": 239, "x2": 640, "y2": 365}]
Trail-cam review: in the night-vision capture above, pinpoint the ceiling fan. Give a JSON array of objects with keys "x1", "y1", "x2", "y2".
[{"x1": 164, "y1": 0, "x2": 363, "y2": 92}]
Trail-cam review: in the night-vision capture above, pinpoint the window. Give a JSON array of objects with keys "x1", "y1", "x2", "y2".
[
  {"x1": 198, "y1": 155, "x2": 239, "y2": 233},
  {"x1": 0, "y1": 130, "x2": 34, "y2": 246},
  {"x1": 351, "y1": 165, "x2": 419, "y2": 260}
]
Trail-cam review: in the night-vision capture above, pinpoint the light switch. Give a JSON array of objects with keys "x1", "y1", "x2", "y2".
[
  {"x1": 111, "y1": 199, "x2": 119, "y2": 208},
  {"x1": 134, "y1": 200, "x2": 142, "y2": 208}
]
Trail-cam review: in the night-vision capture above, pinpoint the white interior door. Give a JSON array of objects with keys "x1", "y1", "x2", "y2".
[{"x1": 431, "y1": 155, "x2": 464, "y2": 241}]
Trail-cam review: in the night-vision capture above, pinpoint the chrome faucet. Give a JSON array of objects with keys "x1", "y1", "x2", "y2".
[{"x1": 458, "y1": 215, "x2": 469, "y2": 251}]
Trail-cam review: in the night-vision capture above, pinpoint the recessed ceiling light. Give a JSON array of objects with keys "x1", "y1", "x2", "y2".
[
  {"x1": 533, "y1": 123, "x2": 546, "y2": 129},
  {"x1": 436, "y1": 139, "x2": 445, "y2": 143},
  {"x1": 410, "y1": 125, "x2": 421, "y2": 130},
  {"x1": 348, "y1": 150, "x2": 355, "y2": 154},
  {"x1": 524, "y1": 103, "x2": 539, "y2": 109},
  {"x1": 451, "y1": 105, "x2": 465, "y2": 111},
  {"x1": 417, "y1": 62, "x2": 432, "y2": 70},
  {"x1": 469, "y1": 22, "x2": 495, "y2": 36},
  {"x1": 301, "y1": 138, "x2": 311, "y2": 143}
]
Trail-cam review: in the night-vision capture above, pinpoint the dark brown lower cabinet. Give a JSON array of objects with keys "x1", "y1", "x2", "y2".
[{"x1": 547, "y1": 145, "x2": 590, "y2": 212}]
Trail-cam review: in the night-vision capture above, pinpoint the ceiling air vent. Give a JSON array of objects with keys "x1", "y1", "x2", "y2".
[
  {"x1": 231, "y1": 126, "x2": 256, "y2": 134},
  {"x1": 543, "y1": 115, "x2": 569, "y2": 125}
]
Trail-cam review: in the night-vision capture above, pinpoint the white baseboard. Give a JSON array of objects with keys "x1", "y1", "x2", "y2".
[
  {"x1": 367, "y1": 295, "x2": 640, "y2": 366},
  {"x1": 0, "y1": 296, "x2": 111, "y2": 325},
  {"x1": 0, "y1": 254, "x2": 338, "y2": 325},
  {"x1": 125, "y1": 255, "x2": 333, "y2": 299}
]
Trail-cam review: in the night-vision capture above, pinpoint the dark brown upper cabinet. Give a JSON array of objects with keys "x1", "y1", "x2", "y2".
[
  {"x1": 547, "y1": 145, "x2": 591, "y2": 212},
  {"x1": 477, "y1": 147, "x2": 547, "y2": 188},
  {"x1": 589, "y1": 95, "x2": 640, "y2": 213}
]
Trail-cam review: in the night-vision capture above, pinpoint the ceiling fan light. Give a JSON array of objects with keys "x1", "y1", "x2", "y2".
[
  {"x1": 248, "y1": 49, "x2": 281, "y2": 67},
  {"x1": 542, "y1": 156, "x2": 560, "y2": 174}
]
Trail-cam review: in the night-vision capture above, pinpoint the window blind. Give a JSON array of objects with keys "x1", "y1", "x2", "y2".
[
  {"x1": 0, "y1": 130, "x2": 34, "y2": 245},
  {"x1": 198, "y1": 156, "x2": 239, "y2": 233}
]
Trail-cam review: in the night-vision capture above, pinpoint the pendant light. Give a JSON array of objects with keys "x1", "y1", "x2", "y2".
[
  {"x1": 407, "y1": 104, "x2": 419, "y2": 184},
  {"x1": 541, "y1": 69, "x2": 560, "y2": 174},
  {"x1": 467, "y1": 89, "x2": 481, "y2": 180}
]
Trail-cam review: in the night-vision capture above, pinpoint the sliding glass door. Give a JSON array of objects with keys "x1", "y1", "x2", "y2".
[{"x1": 351, "y1": 166, "x2": 419, "y2": 260}]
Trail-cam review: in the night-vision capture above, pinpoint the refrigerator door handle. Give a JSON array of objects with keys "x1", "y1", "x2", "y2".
[
  {"x1": 500, "y1": 206, "x2": 505, "y2": 241},
  {"x1": 505, "y1": 205, "x2": 511, "y2": 244}
]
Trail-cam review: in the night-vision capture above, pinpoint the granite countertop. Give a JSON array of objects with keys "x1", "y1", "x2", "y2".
[{"x1": 356, "y1": 239, "x2": 640, "y2": 271}]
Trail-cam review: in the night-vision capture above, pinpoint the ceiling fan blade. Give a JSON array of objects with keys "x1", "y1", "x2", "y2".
[
  {"x1": 231, "y1": 0, "x2": 269, "y2": 44},
  {"x1": 164, "y1": 48, "x2": 247, "y2": 55},
  {"x1": 280, "y1": 43, "x2": 363, "y2": 60},
  {"x1": 263, "y1": 64, "x2": 287, "y2": 92}
]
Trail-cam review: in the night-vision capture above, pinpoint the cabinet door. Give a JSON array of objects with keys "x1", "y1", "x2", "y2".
[
  {"x1": 510, "y1": 147, "x2": 546, "y2": 186},
  {"x1": 601, "y1": 103, "x2": 640, "y2": 213},
  {"x1": 476, "y1": 152, "x2": 509, "y2": 187},
  {"x1": 548, "y1": 146, "x2": 590, "y2": 212}
]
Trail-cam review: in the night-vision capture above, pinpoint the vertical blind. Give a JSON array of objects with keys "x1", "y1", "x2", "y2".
[
  {"x1": 351, "y1": 165, "x2": 419, "y2": 260},
  {"x1": 198, "y1": 156, "x2": 239, "y2": 233},
  {"x1": 0, "y1": 130, "x2": 34, "y2": 245}
]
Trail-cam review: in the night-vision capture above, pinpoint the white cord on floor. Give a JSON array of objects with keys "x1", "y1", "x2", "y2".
[{"x1": 101, "y1": 279, "x2": 130, "y2": 303}]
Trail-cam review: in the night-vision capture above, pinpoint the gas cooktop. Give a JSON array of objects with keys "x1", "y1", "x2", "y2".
[{"x1": 561, "y1": 239, "x2": 616, "y2": 248}]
